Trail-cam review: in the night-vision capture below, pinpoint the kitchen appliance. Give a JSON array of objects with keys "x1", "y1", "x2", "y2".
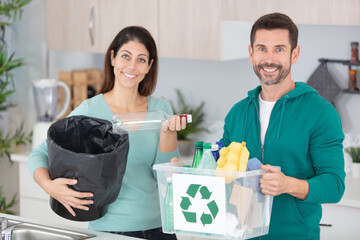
[{"x1": 32, "y1": 78, "x2": 70, "y2": 149}]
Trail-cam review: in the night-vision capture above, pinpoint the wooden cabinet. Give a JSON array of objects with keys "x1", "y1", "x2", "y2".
[
  {"x1": 46, "y1": 0, "x2": 99, "y2": 52},
  {"x1": 222, "y1": 0, "x2": 360, "y2": 25},
  {"x1": 96, "y1": 0, "x2": 158, "y2": 53},
  {"x1": 46, "y1": 0, "x2": 248, "y2": 60},
  {"x1": 158, "y1": 0, "x2": 222, "y2": 60},
  {"x1": 46, "y1": 0, "x2": 158, "y2": 53},
  {"x1": 155, "y1": 0, "x2": 251, "y2": 60},
  {"x1": 46, "y1": 0, "x2": 360, "y2": 59}
]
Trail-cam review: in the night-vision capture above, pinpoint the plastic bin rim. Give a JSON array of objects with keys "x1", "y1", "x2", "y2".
[{"x1": 153, "y1": 160, "x2": 280, "y2": 177}]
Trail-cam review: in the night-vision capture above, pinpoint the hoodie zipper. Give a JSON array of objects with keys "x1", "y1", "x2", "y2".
[
  {"x1": 253, "y1": 93, "x2": 264, "y2": 240},
  {"x1": 253, "y1": 98, "x2": 264, "y2": 163}
]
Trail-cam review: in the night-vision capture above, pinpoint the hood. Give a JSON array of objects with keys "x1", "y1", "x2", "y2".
[
  {"x1": 246, "y1": 82, "x2": 319, "y2": 139},
  {"x1": 247, "y1": 82, "x2": 318, "y2": 101}
]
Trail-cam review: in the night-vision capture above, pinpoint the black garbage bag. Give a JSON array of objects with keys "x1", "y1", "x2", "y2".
[{"x1": 47, "y1": 115, "x2": 129, "y2": 221}]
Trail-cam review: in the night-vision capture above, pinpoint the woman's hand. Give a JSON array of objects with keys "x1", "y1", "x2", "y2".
[
  {"x1": 46, "y1": 178, "x2": 94, "y2": 217},
  {"x1": 170, "y1": 157, "x2": 181, "y2": 162},
  {"x1": 158, "y1": 115, "x2": 188, "y2": 152},
  {"x1": 161, "y1": 115, "x2": 187, "y2": 132},
  {"x1": 34, "y1": 168, "x2": 93, "y2": 217}
]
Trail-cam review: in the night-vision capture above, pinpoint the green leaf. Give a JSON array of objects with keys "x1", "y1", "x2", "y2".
[
  {"x1": 0, "y1": 0, "x2": 31, "y2": 108},
  {"x1": 0, "y1": 185, "x2": 17, "y2": 214},
  {"x1": 345, "y1": 147, "x2": 360, "y2": 163},
  {"x1": 0, "y1": 120, "x2": 32, "y2": 164}
]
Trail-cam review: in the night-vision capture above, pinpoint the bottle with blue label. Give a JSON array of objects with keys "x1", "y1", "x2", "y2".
[
  {"x1": 197, "y1": 143, "x2": 218, "y2": 170},
  {"x1": 164, "y1": 177, "x2": 174, "y2": 232},
  {"x1": 211, "y1": 143, "x2": 220, "y2": 161},
  {"x1": 191, "y1": 141, "x2": 204, "y2": 168},
  {"x1": 216, "y1": 141, "x2": 224, "y2": 151}
]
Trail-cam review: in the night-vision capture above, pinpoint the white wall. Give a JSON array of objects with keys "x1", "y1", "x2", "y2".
[
  {"x1": 295, "y1": 24, "x2": 360, "y2": 137},
  {"x1": 5, "y1": 0, "x2": 360, "y2": 142},
  {"x1": 10, "y1": 2, "x2": 360, "y2": 140},
  {"x1": 3, "y1": 1, "x2": 360, "y2": 201}
]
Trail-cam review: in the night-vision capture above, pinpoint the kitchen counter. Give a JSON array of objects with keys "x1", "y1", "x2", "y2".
[
  {"x1": 0, "y1": 213, "x2": 139, "y2": 240},
  {"x1": 320, "y1": 176, "x2": 360, "y2": 239},
  {"x1": 337, "y1": 176, "x2": 360, "y2": 208},
  {"x1": 12, "y1": 150, "x2": 360, "y2": 208},
  {"x1": 10, "y1": 151, "x2": 360, "y2": 240},
  {"x1": 11, "y1": 149, "x2": 31, "y2": 163}
]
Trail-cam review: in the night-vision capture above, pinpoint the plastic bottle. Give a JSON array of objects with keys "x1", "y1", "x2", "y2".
[
  {"x1": 215, "y1": 141, "x2": 224, "y2": 162},
  {"x1": 191, "y1": 141, "x2": 204, "y2": 168},
  {"x1": 164, "y1": 177, "x2": 174, "y2": 232},
  {"x1": 112, "y1": 110, "x2": 192, "y2": 133},
  {"x1": 349, "y1": 69, "x2": 357, "y2": 91},
  {"x1": 211, "y1": 144, "x2": 220, "y2": 161},
  {"x1": 216, "y1": 141, "x2": 224, "y2": 151},
  {"x1": 351, "y1": 41, "x2": 359, "y2": 63},
  {"x1": 197, "y1": 143, "x2": 218, "y2": 170}
]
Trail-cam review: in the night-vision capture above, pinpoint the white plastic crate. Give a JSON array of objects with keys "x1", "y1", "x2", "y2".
[{"x1": 153, "y1": 160, "x2": 273, "y2": 240}]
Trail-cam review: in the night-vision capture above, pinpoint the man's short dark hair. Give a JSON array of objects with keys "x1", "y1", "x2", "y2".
[{"x1": 250, "y1": 12, "x2": 298, "y2": 51}]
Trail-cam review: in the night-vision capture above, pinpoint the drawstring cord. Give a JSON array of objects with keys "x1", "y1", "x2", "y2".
[
  {"x1": 277, "y1": 95, "x2": 289, "y2": 139},
  {"x1": 241, "y1": 99, "x2": 252, "y2": 141}
]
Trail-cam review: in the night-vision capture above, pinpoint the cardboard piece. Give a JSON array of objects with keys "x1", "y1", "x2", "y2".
[{"x1": 229, "y1": 183, "x2": 254, "y2": 226}]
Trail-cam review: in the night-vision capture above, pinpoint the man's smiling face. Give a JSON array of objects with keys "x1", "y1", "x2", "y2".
[{"x1": 249, "y1": 29, "x2": 299, "y2": 86}]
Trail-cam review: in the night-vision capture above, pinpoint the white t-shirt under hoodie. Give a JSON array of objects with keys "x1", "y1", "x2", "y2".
[{"x1": 259, "y1": 95, "x2": 276, "y2": 145}]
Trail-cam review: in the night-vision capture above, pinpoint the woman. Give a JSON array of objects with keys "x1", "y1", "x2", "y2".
[{"x1": 28, "y1": 26, "x2": 185, "y2": 239}]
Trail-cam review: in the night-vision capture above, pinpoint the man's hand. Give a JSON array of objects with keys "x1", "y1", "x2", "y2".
[
  {"x1": 260, "y1": 164, "x2": 309, "y2": 200},
  {"x1": 260, "y1": 164, "x2": 289, "y2": 196}
]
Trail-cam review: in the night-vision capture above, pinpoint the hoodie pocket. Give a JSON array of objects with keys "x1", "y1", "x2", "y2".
[{"x1": 289, "y1": 197, "x2": 310, "y2": 232}]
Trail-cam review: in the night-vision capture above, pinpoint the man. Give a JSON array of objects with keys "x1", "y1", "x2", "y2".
[{"x1": 220, "y1": 13, "x2": 345, "y2": 239}]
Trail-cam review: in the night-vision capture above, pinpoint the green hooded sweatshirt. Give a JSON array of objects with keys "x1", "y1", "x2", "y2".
[{"x1": 220, "y1": 82, "x2": 345, "y2": 240}]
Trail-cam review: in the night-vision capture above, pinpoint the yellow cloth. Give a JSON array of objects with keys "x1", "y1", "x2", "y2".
[{"x1": 216, "y1": 141, "x2": 250, "y2": 183}]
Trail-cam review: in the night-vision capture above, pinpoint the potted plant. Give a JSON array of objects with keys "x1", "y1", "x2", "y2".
[
  {"x1": 0, "y1": 122, "x2": 32, "y2": 163},
  {"x1": 168, "y1": 89, "x2": 209, "y2": 157},
  {"x1": 0, "y1": 0, "x2": 32, "y2": 216},
  {"x1": 345, "y1": 146, "x2": 360, "y2": 178},
  {"x1": 0, "y1": 185, "x2": 17, "y2": 214},
  {"x1": 0, "y1": 0, "x2": 32, "y2": 162}
]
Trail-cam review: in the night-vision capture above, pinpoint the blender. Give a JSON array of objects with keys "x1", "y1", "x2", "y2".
[{"x1": 32, "y1": 78, "x2": 70, "y2": 149}]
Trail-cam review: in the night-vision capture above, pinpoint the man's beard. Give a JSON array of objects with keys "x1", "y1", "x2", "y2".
[{"x1": 253, "y1": 63, "x2": 290, "y2": 86}]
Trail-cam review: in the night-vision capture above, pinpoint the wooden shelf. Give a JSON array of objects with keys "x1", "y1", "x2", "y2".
[
  {"x1": 319, "y1": 58, "x2": 360, "y2": 66},
  {"x1": 319, "y1": 58, "x2": 360, "y2": 67},
  {"x1": 319, "y1": 58, "x2": 350, "y2": 64},
  {"x1": 343, "y1": 62, "x2": 360, "y2": 67},
  {"x1": 343, "y1": 89, "x2": 360, "y2": 94},
  {"x1": 318, "y1": 58, "x2": 360, "y2": 94}
]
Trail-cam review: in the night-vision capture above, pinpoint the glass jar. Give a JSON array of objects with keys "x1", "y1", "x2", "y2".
[
  {"x1": 351, "y1": 42, "x2": 359, "y2": 63},
  {"x1": 349, "y1": 69, "x2": 357, "y2": 91}
]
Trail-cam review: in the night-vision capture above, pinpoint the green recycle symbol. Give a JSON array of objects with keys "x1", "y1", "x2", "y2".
[{"x1": 180, "y1": 184, "x2": 219, "y2": 226}]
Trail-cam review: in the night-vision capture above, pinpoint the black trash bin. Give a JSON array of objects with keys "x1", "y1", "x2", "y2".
[{"x1": 47, "y1": 115, "x2": 129, "y2": 221}]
